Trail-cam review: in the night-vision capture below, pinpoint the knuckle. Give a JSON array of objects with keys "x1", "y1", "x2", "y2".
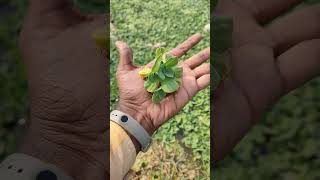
[
  {"x1": 204, "y1": 63, "x2": 210, "y2": 70},
  {"x1": 197, "y1": 52, "x2": 208, "y2": 60},
  {"x1": 121, "y1": 46, "x2": 131, "y2": 54}
]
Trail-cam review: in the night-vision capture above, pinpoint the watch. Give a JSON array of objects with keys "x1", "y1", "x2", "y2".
[
  {"x1": 110, "y1": 110, "x2": 152, "y2": 152},
  {"x1": 0, "y1": 153, "x2": 74, "y2": 180}
]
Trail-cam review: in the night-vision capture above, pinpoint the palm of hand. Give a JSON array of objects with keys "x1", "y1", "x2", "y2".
[
  {"x1": 116, "y1": 34, "x2": 210, "y2": 134},
  {"x1": 24, "y1": 20, "x2": 106, "y2": 123},
  {"x1": 117, "y1": 62, "x2": 200, "y2": 133},
  {"x1": 21, "y1": 4, "x2": 106, "y2": 126},
  {"x1": 19, "y1": 2, "x2": 108, "y2": 178},
  {"x1": 214, "y1": 0, "x2": 320, "y2": 162}
]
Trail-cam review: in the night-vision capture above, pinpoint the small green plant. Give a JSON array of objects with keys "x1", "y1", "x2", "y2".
[{"x1": 138, "y1": 48, "x2": 183, "y2": 104}]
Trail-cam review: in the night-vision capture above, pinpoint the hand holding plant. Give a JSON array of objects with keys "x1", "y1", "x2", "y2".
[
  {"x1": 115, "y1": 33, "x2": 210, "y2": 135},
  {"x1": 139, "y1": 48, "x2": 183, "y2": 103}
]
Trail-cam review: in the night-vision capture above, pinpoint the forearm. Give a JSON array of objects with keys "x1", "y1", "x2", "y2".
[{"x1": 110, "y1": 121, "x2": 138, "y2": 179}]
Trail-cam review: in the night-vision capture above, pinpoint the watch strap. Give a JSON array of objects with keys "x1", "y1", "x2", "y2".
[
  {"x1": 110, "y1": 110, "x2": 152, "y2": 152},
  {"x1": 0, "y1": 153, "x2": 74, "y2": 180}
]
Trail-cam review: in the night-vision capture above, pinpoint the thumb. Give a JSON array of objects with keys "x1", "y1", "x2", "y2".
[{"x1": 115, "y1": 41, "x2": 135, "y2": 72}]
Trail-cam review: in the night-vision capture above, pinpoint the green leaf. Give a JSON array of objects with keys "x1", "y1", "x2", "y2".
[
  {"x1": 164, "y1": 57, "x2": 178, "y2": 67},
  {"x1": 161, "y1": 78, "x2": 179, "y2": 93},
  {"x1": 162, "y1": 52, "x2": 168, "y2": 63},
  {"x1": 156, "y1": 47, "x2": 165, "y2": 58},
  {"x1": 152, "y1": 58, "x2": 161, "y2": 73},
  {"x1": 152, "y1": 88, "x2": 166, "y2": 104},
  {"x1": 148, "y1": 73, "x2": 159, "y2": 82},
  {"x1": 173, "y1": 67, "x2": 183, "y2": 78},
  {"x1": 144, "y1": 79, "x2": 159, "y2": 92},
  {"x1": 163, "y1": 67, "x2": 174, "y2": 78},
  {"x1": 139, "y1": 48, "x2": 183, "y2": 103},
  {"x1": 151, "y1": 48, "x2": 165, "y2": 73},
  {"x1": 157, "y1": 67, "x2": 166, "y2": 80}
]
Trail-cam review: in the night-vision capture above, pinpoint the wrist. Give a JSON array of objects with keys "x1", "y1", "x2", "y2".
[
  {"x1": 17, "y1": 126, "x2": 107, "y2": 180},
  {"x1": 117, "y1": 101, "x2": 155, "y2": 135},
  {"x1": 127, "y1": 132, "x2": 141, "y2": 153}
]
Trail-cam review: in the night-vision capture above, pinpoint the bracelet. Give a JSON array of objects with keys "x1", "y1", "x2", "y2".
[
  {"x1": 0, "y1": 153, "x2": 73, "y2": 180},
  {"x1": 110, "y1": 110, "x2": 152, "y2": 152}
]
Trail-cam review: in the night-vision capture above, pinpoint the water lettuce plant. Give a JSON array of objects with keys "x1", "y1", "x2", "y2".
[{"x1": 139, "y1": 48, "x2": 183, "y2": 104}]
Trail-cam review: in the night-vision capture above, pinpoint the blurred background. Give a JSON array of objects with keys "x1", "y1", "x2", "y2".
[
  {"x1": 0, "y1": 0, "x2": 106, "y2": 168},
  {"x1": 213, "y1": 0, "x2": 320, "y2": 179},
  {"x1": 110, "y1": 0, "x2": 210, "y2": 179}
]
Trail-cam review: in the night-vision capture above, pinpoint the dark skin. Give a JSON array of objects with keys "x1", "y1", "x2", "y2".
[
  {"x1": 17, "y1": 0, "x2": 107, "y2": 180},
  {"x1": 213, "y1": 0, "x2": 320, "y2": 163},
  {"x1": 115, "y1": 34, "x2": 210, "y2": 150}
]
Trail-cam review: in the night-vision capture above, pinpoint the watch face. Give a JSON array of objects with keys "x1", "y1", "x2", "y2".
[
  {"x1": 112, "y1": 110, "x2": 152, "y2": 152},
  {"x1": 121, "y1": 115, "x2": 129, "y2": 122},
  {"x1": 36, "y1": 170, "x2": 57, "y2": 180}
]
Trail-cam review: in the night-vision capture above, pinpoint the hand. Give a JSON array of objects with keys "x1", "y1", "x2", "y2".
[
  {"x1": 115, "y1": 34, "x2": 210, "y2": 138},
  {"x1": 213, "y1": 0, "x2": 320, "y2": 163},
  {"x1": 17, "y1": 0, "x2": 107, "y2": 179}
]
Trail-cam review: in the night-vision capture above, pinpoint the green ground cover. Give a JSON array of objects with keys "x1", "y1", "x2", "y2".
[
  {"x1": 111, "y1": 0, "x2": 210, "y2": 178},
  {"x1": 0, "y1": 0, "x2": 28, "y2": 161}
]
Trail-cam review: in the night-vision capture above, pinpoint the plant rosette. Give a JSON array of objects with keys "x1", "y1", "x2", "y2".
[{"x1": 139, "y1": 48, "x2": 183, "y2": 104}]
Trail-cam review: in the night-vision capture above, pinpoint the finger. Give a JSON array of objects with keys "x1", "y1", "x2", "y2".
[
  {"x1": 185, "y1": 48, "x2": 210, "y2": 69},
  {"x1": 267, "y1": 5, "x2": 320, "y2": 55},
  {"x1": 236, "y1": 0, "x2": 303, "y2": 23},
  {"x1": 146, "y1": 34, "x2": 203, "y2": 67},
  {"x1": 197, "y1": 74, "x2": 210, "y2": 90},
  {"x1": 213, "y1": 1, "x2": 265, "y2": 47},
  {"x1": 193, "y1": 63, "x2": 210, "y2": 79},
  {"x1": 115, "y1": 41, "x2": 135, "y2": 72},
  {"x1": 28, "y1": 0, "x2": 85, "y2": 26},
  {"x1": 170, "y1": 33, "x2": 203, "y2": 57},
  {"x1": 277, "y1": 39, "x2": 320, "y2": 93}
]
